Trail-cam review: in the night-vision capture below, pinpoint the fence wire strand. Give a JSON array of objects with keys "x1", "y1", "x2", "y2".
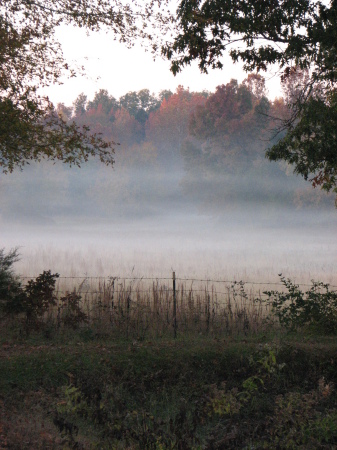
[{"x1": 20, "y1": 274, "x2": 337, "y2": 290}]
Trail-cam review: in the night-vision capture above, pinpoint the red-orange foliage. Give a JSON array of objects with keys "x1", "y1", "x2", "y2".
[
  {"x1": 75, "y1": 105, "x2": 142, "y2": 148},
  {"x1": 146, "y1": 86, "x2": 206, "y2": 149},
  {"x1": 187, "y1": 78, "x2": 272, "y2": 171}
]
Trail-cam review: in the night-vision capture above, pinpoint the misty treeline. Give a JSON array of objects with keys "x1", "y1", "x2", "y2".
[{"x1": 0, "y1": 74, "x2": 334, "y2": 224}]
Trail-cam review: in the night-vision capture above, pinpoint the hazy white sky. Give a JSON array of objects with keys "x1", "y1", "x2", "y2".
[{"x1": 41, "y1": 25, "x2": 283, "y2": 106}]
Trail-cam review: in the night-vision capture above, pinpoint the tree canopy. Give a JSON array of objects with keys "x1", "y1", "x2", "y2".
[
  {"x1": 0, "y1": 0, "x2": 169, "y2": 172},
  {"x1": 163, "y1": 0, "x2": 337, "y2": 199},
  {"x1": 2, "y1": 82, "x2": 333, "y2": 223}
]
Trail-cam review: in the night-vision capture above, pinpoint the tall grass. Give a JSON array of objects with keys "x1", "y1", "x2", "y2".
[{"x1": 17, "y1": 276, "x2": 272, "y2": 340}]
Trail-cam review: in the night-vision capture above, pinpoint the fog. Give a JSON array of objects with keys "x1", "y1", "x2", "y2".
[{"x1": 1, "y1": 159, "x2": 337, "y2": 290}]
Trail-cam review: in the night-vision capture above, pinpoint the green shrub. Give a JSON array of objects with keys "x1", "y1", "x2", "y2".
[
  {"x1": 0, "y1": 247, "x2": 21, "y2": 310},
  {"x1": 58, "y1": 292, "x2": 88, "y2": 329},
  {"x1": 261, "y1": 276, "x2": 337, "y2": 334},
  {"x1": 208, "y1": 344, "x2": 284, "y2": 418},
  {"x1": 263, "y1": 381, "x2": 337, "y2": 449},
  {"x1": 20, "y1": 270, "x2": 59, "y2": 330},
  {"x1": 0, "y1": 249, "x2": 59, "y2": 333}
]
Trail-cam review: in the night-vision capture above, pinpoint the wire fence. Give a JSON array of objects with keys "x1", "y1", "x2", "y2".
[
  {"x1": 13, "y1": 272, "x2": 337, "y2": 339},
  {"x1": 20, "y1": 274, "x2": 337, "y2": 288},
  {"x1": 20, "y1": 273, "x2": 337, "y2": 300}
]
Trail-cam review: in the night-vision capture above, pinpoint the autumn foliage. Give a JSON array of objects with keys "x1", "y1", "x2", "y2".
[{"x1": 1, "y1": 77, "x2": 334, "y2": 223}]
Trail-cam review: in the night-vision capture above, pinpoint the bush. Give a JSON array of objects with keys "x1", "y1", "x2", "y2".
[
  {"x1": 20, "y1": 270, "x2": 59, "y2": 330},
  {"x1": 58, "y1": 292, "x2": 88, "y2": 330},
  {"x1": 0, "y1": 248, "x2": 59, "y2": 333},
  {"x1": 262, "y1": 276, "x2": 337, "y2": 334},
  {"x1": 0, "y1": 247, "x2": 21, "y2": 309}
]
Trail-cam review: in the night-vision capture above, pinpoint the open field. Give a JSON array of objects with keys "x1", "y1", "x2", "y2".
[{"x1": 3, "y1": 213, "x2": 337, "y2": 287}]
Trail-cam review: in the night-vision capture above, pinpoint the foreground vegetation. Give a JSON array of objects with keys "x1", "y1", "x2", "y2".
[
  {"x1": 1, "y1": 249, "x2": 337, "y2": 449},
  {"x1": 2, "y1": 332, "x2": 337, "y2": 449}
]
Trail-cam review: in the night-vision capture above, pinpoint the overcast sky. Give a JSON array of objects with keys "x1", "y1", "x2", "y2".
[{"x1": 41, "y1": 25, "x2": 283, "y2": 106}]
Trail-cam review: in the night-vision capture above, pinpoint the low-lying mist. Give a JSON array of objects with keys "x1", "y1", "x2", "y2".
[
  {"x1": 1, "y1": 161, "x2": 336, "y2": 289},
  {"x1": 2, "y1": 81, "x2": 337, "y2": 287}
]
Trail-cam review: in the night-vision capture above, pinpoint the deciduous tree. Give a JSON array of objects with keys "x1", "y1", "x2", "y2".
[
  {"x1": 163, "y1": 0, "x2": 337, "y2": 199},
  {"x1": 146, "y1": 86, "x2": 206, "y2": 161},
  {"x1": 187, "y1": 77, "x2": 270, "y2": 172},
  {"x1": 119, "y1": 89, "x2": 162, "y2": 125},
  {"x1": 86, "y1": 90, "x2": 118, "y2": 116},
  {"x1": 0, "y1": 0, "x2": 170, "y2": 172}
]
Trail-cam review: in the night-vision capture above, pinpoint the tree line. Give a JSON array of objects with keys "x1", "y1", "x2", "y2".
[
  {"x1": 0, "y1": 73, "x2": 333, "y2": 223},
  {"x1": 1, "y1": 0, "x2": 337, "y2": 214}
]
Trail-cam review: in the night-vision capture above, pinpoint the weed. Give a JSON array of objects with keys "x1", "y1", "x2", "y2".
[
  {"x1": 58, "y1": 292, "x2": 89, "y2": 330},
  {"x1": 262, "y1": 382, "x2": 337, "y2": 449}
]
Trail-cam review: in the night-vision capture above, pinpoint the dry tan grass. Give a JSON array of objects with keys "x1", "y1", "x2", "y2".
[{"x1": 41, "y1": 277, "x2": 274, "y2": 339}]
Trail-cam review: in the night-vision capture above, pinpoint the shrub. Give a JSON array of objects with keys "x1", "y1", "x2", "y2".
[
  {"x1": 261, "y1": 276, "x2": 337, "y2": 334},
  {"x1": 0, "y1": 247, "x2": 21, "y2": 311},
  {"x1": 0, "y1": 249, "x2": 59, "y2": 333},
  {"x1": 263, "y1": 380, "x2": 337, "y2": 449},
  {"x1": 20, "y1": 270, "x2": 59, "y2": 330},
  {"x1": 58, "y1": 292, "x2": 88, "y2": 329}
]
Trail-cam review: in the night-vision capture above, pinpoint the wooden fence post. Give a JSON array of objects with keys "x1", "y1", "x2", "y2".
[{"x1": 173, "y1": 271, "x2": 177, "y2": 339}]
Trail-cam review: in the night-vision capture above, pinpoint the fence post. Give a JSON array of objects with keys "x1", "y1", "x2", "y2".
[{"x1": 173, "y1": 271, "x2": 177, "y2": 339}]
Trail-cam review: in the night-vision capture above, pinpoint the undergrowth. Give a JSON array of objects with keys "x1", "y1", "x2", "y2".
[{"x1": 1, "y1": 337, "x2": 337, "y2": 448}]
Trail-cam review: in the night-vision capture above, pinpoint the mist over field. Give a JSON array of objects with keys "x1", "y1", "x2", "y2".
[
  {"x1": 1, "y1": 162, "x2": 337, "y2": 287},
  {"x1": 1, "y1": 80, "x2": 337, "y2": 287}
]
